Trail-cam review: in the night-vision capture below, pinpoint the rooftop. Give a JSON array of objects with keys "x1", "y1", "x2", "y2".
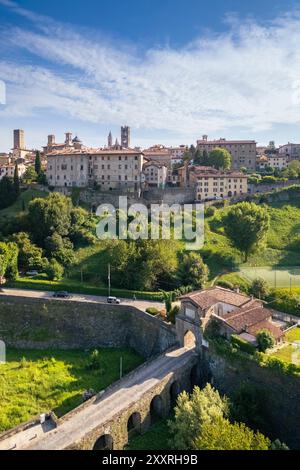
[{"x1": 180, "y1": 286, "x2": 252, "y2": 309}]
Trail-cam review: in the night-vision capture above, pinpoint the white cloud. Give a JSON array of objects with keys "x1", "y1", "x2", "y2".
[{"x1": 1, "y1": 1, "x2": 300, "y2": 146}]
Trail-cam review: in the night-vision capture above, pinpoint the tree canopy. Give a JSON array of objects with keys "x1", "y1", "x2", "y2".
[
  {"x1": 223, "y1": 202, "x2": 270, "y2": 261},
  {"x1": 209, "y1": 147, "x2": 231, "y2": 170}
]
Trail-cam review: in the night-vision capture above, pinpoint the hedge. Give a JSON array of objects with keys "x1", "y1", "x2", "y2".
[{"x1": 231, "y1": 334, "x2": 256, "y2": 355}]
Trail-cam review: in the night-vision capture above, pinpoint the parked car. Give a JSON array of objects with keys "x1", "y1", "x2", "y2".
[
  {"x1": 53, "y1": 291, "x2": 71, "y2": 299},
  {"x1": 25, "y1": 270, "x2": 39, "y2": 276},
  {"x1": 107, "y1": 296, "x2": 120, "y2": 304}
]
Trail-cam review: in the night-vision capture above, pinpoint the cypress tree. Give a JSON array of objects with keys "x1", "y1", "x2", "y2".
[
  {"x1": 13, "y1": 163, "x2": 20, "y2": 196},
  {"x1": 35, "y1": 151, "x2": 42, "y2": 175}
]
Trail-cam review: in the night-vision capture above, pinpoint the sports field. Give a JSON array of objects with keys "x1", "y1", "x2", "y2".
[{"x1": 240, "y1": 266, "x2": 300, "y2": 288}]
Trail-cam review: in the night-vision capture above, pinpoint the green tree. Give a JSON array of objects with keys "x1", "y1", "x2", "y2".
[
  {"x1": 209, "y1": 147, "x2": 231, "y2": 170},
  {"x1": 0, "y1": 242, "x2": 18, "y2": 280},
  {"x1": 22, "y1": 166, "x2": 37, "y2": 184},
  {"x1": 45, "y1": 232, "x2": 75, "y2": 267},
  {"x1": 193, "y1": 149, "x2": 202, "y2": 165},
  {"x1": 223, "y1": 202, "x2": 270, "y2": 261},
  {"x1": 34, "y1": 151, "x2": 42, "y2": 175},
  {"x1": 13, "y1": 164, "x2": 20, "y2": 196},
  {"x1": 194, "y1": 416, "x2": 270, "y2": 450},
  {"x1": 168, "y1": 384, "x2": 229, "y2": 450},
  {"x1": 27, "y1": 193, "x2": 73, "y2": 247},
  {"x1": 251, "y1": 278, "x2": 269, "y2": 299},
  {"x1": 202, "y1": 149, "x2": 209, "y2": 166},
  {"x1": 10, "y1": 232, "x2": 47, "y2": 271},
  {"x1": 179, "y1": 252, "x2": 209, "y2": 289},
  {"x1": 256, "y1": 330, "x2": 275, "y2": 352},
  {"x1": 0, "y1": 176, "x2": 18, "y2": 209},
  {"x1": 45, "y1": 258, "x2": 64, "y2": 281}
]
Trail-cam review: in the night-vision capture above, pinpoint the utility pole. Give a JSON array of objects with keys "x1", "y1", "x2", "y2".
[
  {"x1": 120, "y1": 356, "x2": 123, "y2": 379},
  {"x1": 108, "y1": 263, "x2": 111, "y2": 297}
]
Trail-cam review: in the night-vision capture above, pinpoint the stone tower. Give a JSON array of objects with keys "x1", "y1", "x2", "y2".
[
  {"x1": 121, "y1": 125, "x2": 130, "y2": 148},
  {"x1": 108, "y1": 131, "x2": 112, "y2": 148},
  {"x1": 65, "y1": 132, "x2": 72, "y2": 146},
  {"x1": 13, "y1": 129, "x2": 25, "y2": 149}
]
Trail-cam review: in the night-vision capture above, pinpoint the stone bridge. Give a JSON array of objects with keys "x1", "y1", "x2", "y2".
[{"x1": 0, "y1": 345, "x2": 200, "y2": 450}]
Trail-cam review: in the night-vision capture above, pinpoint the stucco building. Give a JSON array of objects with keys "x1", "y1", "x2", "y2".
[
  {"x1": 178, "y1": 165, "x2": 248, "y2": 200},
  {"x1": 180, "y1": 286, "x2": 284, "y2": 346},
  {"x1": 46, "y1": 147, "x2": 144, "y2": 191},
  {"x1": 196, "y1": 135, "x2": 257, "y2": 170}
]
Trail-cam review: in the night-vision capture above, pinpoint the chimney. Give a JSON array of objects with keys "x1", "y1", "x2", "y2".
[
  {"x1": 234, "y1": 286, "x2": 240, "y2": 294},
  {"x1": 202, "y1": 134, "x2": 208, "y2": 141}
]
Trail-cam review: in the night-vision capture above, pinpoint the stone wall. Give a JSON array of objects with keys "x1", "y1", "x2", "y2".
[
  {"x1": 0, "y1": 295, "x2": 178, "y2": 358},
  {"x1": 203, "y1": 347, "x2": 300, "y2": 449}
]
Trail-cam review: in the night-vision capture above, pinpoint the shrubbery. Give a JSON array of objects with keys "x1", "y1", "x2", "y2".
[{"x1": 231, "y1": 335, "x2": 256, "y2": 355}]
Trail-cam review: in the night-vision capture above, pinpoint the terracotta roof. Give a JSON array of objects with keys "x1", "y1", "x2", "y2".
[
  {"x1": 223, "y1": 307, "x2": 271, "y2": 333},
  {"x1": 180, "y1": 286, "x2": 251, "y2": 309},
  {"x1": 197, "y1": 139, "x2": 256, "y2": 144},
  {"x1": 247, "y1": 320, "x2": 284, "y2": 340},
  {"x1": 46, "y1": 147, "x2": 143, "y2": 157}
]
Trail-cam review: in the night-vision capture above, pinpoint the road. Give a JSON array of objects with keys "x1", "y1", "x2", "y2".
[
  {"x1": 13, "y1": 347, "x2": 195, "y2": 450},
  {"x1": 0, "y1": 288, "x2": 164, "y2": 312}
]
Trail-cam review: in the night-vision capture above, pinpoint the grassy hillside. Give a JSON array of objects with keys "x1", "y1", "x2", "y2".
[
  {"x1": 0, "y1": 348, "x2": 143, "y2": 432},
  {"x1": 4, "y1": 189, "x2": 300, "y2": 292},
  {"x1": 0, "y1": 188, "x2": 48, "y2": 217}
]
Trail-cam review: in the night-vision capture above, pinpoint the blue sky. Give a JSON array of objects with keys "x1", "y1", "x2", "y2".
[{"x1": 1, "y1": 0, "x2": 300, "y2": 151}]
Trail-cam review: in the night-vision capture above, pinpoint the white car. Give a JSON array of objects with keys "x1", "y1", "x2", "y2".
[
  {"x1": 107, "y1": 296, "x2": 120, "y2": 304},
  {"x1": 25, "y1": 270, "x2": 39, "y2": 276}
]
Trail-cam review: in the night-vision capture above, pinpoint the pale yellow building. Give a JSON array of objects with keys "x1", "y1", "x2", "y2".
[{"x1": 178, "y1": 165, "x2": 248, "y2": 200}]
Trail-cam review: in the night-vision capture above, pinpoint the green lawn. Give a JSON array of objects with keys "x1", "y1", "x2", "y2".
[
  {"x1": 272, "y1": 344, "x2": 300, "y2": 364},
  {"x1": 285, "y1": 327, "x2": 300, "y2": 343},
  {"x1": 126, "y1": 418, "x2": 172, "y2": 450},
  {"x1": 0, "y1": 348, "x2": 143, "y2": 432}
]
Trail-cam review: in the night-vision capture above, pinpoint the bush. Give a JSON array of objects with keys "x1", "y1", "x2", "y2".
[
  {"x1": 45, "y1": 259, "x2": 64, "y2": 281},
  {"x1": 87, "y1": 349, "x2": 102, "y2": 370},
  {"x1": 205, "y1": 206, "x2": 216, "y2": 218},
  {"x1": 215, "y1": 280, "x2": 234, "y2": 290},
  {"x1": 168, "y1": 305, "x2": 180, "y2": 324},
  {"x1": 256, "y1": 330, "x2": 275, "y2": 352},
  {"x1": 231, "y1": 335, "x2": 256, "y2": 355},
  {"x1": 270, "y1": 290, "x2": 300, "y2": 317},
  {"x1": 251, "y1": 278, "x2": 269, "y2": 299},
  {"x1": 145, "y1": 307, "x2": 159, "y2": 316}
]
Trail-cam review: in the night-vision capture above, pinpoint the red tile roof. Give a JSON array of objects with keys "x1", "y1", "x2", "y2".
[{"x1": 180, "y1": 286, "x2": 251, "y2": 309}]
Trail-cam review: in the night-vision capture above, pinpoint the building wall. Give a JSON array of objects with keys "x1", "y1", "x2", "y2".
[
  {"x1": 46, "y1": 151, "x2": 143, "y2": 190},
  {"x1": 196, "y1": 139, "x2": 257, "y2": 170},
  {"x1": 194, "y1": 174, "x2": 248, "y2": 200}
]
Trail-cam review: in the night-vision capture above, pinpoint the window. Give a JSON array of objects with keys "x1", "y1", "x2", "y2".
[{"x1": 80, "y1": 165, "x2": 84, "y2": 171}]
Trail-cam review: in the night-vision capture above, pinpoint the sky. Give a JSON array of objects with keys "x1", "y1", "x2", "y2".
[{"x1": 1, "y1": 0, "x2": 300, "y2": 151}]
